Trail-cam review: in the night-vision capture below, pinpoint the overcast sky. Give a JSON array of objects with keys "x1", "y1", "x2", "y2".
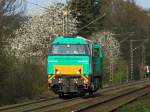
[{"x1": 26, "y1": 0, "x2": 150, "y2": 15}]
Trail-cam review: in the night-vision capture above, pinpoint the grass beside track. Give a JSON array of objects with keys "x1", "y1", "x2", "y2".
[{"x1": 115, "y1": 93, "x2": 150, "y2": 112}]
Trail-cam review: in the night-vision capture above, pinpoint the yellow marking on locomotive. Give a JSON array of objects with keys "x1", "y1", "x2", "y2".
[
  {"x1": 80, "y1": 74, "x2": 88, "y2": 82},
  {"x1": 48, "y1": 75, "x2": 56, "y2": 83},
  {"x1": 54, "y1": 65, "x2": 83, "y2": 75}
]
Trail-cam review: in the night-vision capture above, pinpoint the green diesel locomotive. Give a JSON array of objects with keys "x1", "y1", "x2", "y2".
[{"x1": 47, "y1": 36, "x2": 103, "y2": 97}]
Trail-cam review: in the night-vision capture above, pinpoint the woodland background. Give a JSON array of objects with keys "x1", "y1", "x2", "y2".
[{"x1": 0, "y1": 0, "x2": 150, "y2": 105}]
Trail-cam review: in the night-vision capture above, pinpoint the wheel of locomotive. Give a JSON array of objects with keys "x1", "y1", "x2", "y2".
[
  {"x1": 88, "y1": 82, "x2": 94, "y2": 96},
  {"x1": 88, "y1": 89, "x2": 93, "y2": 96},
  {"x1": 58, "y1": 93, "x2": 64, "y2": 98},
  {"x1": 78, "y1": 86, "x2": 86, "y2": 96}
]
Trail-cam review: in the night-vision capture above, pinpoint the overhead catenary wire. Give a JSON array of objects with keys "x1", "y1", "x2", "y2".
[
  {"x1": 25, "y1": 1, "x2": 106, "y2": 35},
  {"x1": 133, "y1": 38, "x2": 149, "y2": 51},
  {"x1": 118, "y1": 32, "x2": 135, "y2": 44},
  {"x1": 24, "y1": 0, "x2": 150, "y2": 47},
  {"x1": 77, "y1": 13, "x2": 106, "y2": 33},
  {"x1": 112, "y1": 32, "x2": 135, "y2": 44}
]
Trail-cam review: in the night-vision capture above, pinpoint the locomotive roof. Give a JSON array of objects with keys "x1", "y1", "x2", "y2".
[{"x1": 51, "y1": 36, "x2": 92, "y2": 44}]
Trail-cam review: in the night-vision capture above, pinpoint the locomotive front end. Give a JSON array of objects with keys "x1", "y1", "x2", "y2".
[{"x1": 47, "y1": 37, "x2": 91, "y2": 96}]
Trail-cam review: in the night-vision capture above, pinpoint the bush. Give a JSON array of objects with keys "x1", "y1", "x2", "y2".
[
  {"x1": 113, "y1": 57, "x2": 128, "y2": 84},
  {"x1": 0, "y1": 53, "x2": 46, "y2": 105},
  {"x1": 103, "y1": 57, "x2": 128, "y2": 86}
]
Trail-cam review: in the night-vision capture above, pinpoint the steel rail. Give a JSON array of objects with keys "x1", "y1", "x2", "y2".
[
  {"x1": 0, "y1": 78, "x2": 149, "y2": 112},
  {"x1": 101, "y1": 78, "x2": 148, "y2": 93},
  {"x1": 22, "y1": 97, "x2": 81, "y2": 112},
  {"x1": 73, "y1": 85, "x2": 150, "y2": 112},
  {"x1": 0, "y1": 97, "x2": 58, "y2": 112},
  {"x1": 29, "y1": 79, "x2": 150, "y2": 112}
]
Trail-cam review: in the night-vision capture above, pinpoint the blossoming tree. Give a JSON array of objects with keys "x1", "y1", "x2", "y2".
[
  {"x1": 10, "y1": 3, "x2": 77, "y2": 59},
  {"x1": 91, "y1": 31, "x2": 120, "y2": 61},
  {"x1": 10, "y1": 3, "x2": 120, "y2": 63}
]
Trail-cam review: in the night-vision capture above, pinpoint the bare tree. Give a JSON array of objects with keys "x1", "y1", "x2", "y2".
[
  {"x1": 0, "y1": 0, "x2": 26, "y2": 105},
  {"x1": 101, "y1": 0, "x2": 150, "y2": 56},
  {"x1": 0, "y1": 0, "x2": 26, "y2": 42}
]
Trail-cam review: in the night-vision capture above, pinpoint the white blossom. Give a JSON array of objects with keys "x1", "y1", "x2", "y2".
[
  {"x1": 10, "y1": 3, "x2": 77, "y2": 58},
  {"x1": 91, "y1": 31, "x2": 120, "y2": 61}
]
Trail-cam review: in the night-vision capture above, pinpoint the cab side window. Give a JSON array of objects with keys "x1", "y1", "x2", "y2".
[{"x1": 93, "y1": 48, "x2": 99, "y2": 57}]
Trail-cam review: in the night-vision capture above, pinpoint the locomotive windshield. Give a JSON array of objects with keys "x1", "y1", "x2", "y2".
[{"x1": 49, "y1": 44, "x2": 90, "y2": 55}]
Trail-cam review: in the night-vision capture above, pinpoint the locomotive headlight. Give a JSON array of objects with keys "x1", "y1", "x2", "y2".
[
  {"x1": 77, "y1": 69, "x2": 82, "y2": 74},
  {"x1": 76, "y1": 71, "x2": 80, "y2": 74},
  {"x1": 55, "y1": 69, "x2": 60, "y2": 74},
  {"x1": 56, "y1": 71, "x2": 60, "y2": 74}
]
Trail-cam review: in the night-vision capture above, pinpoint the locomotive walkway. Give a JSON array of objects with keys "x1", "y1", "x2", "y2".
[{"x1": 0, "y1": 79, "x2": 149, "y2": 112}]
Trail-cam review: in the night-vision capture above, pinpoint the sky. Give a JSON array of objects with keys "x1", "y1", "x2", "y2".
[
  {"x1": 136, "y1": 0, "x2": 150, "y2": 9},
  {"x1": 26, "y1": 0, "x2": 66, "y2": 15},
  {"x1": 26, "y1": 0, "x2": 150, "y2": 15}
]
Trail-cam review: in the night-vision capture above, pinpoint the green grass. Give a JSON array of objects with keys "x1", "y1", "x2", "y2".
[{"x1": 115, "y1": 94, "x2": 150, "y2": 112}]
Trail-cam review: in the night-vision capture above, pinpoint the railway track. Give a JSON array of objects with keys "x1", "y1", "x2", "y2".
[
  {"x1": 102, "y1": 78, "x2": 148, "y2": 92},
  {"x1": 0, "y1": 97, "x2": 78, "y2": 112},
  {"x1": 44, "y1": 79, "x2": 150, "y2": 112},
  {"x1": 73, "y1": 85, "x2": 150, "y2": 112},
  {"x1": 0, "y1": 79, "x2": 149, "y2": 112}
]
